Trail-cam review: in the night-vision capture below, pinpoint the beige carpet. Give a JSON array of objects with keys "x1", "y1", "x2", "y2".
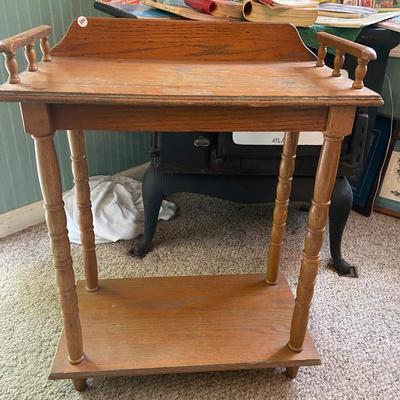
[{"x1": 1, "y1": 193, "x2": 399, "y2": 400}]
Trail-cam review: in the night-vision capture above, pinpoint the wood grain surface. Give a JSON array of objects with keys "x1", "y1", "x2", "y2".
[
  {"x1": 316, "y1": 32, "x2": 377, "y2": 62},
  {"x1": 52, "y1": 18, "x2": 315, "y2": 62},
  {"x1": 50, "y1": 274, "x2": 320, "y2": 379},
  {"x1": 67, "y1": 130, "x2": 98, "y2": 292},
  {"x1": 289, "y1": 106, "x2": 352, "y2": 352},
  {"x1": 0, "y1": 18, "x2": 384, "y2": 389},
  {"x1": 0, "y1": 58, "x2": 383, "y2": 107},
  {"x1": 50, "y1": 104, "x2": 329, "y2": 133},
  {"x1": 0, "y1": 25, "x2": 51, "y2": 53},
  {"x1": 0, "y1": 25, "x2": 52, "y2": 84},
  {"x1": 32, "y1": 133, "x2": 84, "y2": 365},
  {"x1": 0, "y1": 19, "x2": 383, "y2": 106},
  {"x1": 266, "y1": 131, "x2": 299, "y2": 285},
  {"x1": 315, "y1": 32, "x2": 376, "y2": 90}
]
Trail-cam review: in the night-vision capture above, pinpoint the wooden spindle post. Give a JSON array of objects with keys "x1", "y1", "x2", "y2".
[
  {"x1": 32, "y1": 132, "x2": 84, "y2": 365},
  {"x1": 25, "y1": 43, "x2": 38, "y2": 72},
  {"x1": 40, "y1": 36, "x2": 52, "y2": 62},
  {"x1": 266, "y1": 131, "x2": 299, "y2": 285},
  {"x1": 353, "y1": 58, "x2": 368, "y2": 89},
  {"x1": 67, "y1": 130, "x2": 98, "y2": 292},
  {"x1": 332, "y1": 49, "x2": 344, "y2": 77},
  {"x1": 1, "y1": 26, "x2": 52, "y2": 83},
  {"x1": 316, "y1": 45, "x2": 327, "y2": 67},
  {"x1": 315, "y1": 32, "x2": 375, "y2": 89},
  {"x1": 288, "y1": 131, "x2": 344, "y2": 352},
  {"x1": 3, "y1": 51, "x2": 20, "y2": 84}
]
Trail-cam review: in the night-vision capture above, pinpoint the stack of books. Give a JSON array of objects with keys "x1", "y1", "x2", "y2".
[
  {"x1": 242, "y1": 0, "x2": 319, "y2": 25},
  {"x1": 141, "y1": 0, "x2": 243, "y2": 21},
  {"x1": 95, "y1": 0, "x2": 400, "y2": 28},
  {"x1": 378, "y1": 14, "x2": 400, "y2": 31},
  {"x1": 318, "y1": 2, "x2": 377, "y2": 18},
  {"x1": 317, "y1": 3, "x2": 399, "y2": 27}
]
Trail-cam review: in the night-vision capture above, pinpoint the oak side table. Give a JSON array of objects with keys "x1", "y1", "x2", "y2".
[{"x1": 0, "y1": 18, "x2": 382, "y2": 392}]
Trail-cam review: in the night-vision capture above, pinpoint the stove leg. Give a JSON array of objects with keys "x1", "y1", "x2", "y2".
[
  {"x1": 130, "y1": 163, "x2": 163, "y2": 257},
  {"x1": 329, "y1": 177, "x2": 354, "y2": 275}
]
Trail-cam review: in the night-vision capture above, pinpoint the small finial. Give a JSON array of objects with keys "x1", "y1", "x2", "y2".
[
  {"x1": 25, "y1": 43, "x2": 38, "y2": 72},
  {"x1": 352, "y1": 58, "x2": 368, "y2": 89},
  {"x1": 40, "y1": 36, "x2": 51, "y2": 62},
  {"x1": 3, "y1": 51, "x2": 20, "y2": 84},
  {"x1": 332, "y1": 49, "x2": 344, "y2": 78},
  {"x1": 316, "y1": 45, "x2": 327, "y2": 68}
]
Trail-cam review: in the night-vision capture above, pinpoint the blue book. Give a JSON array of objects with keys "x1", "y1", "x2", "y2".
[{"x1": 94, "y1": 1, "x2": 181, "y2": 19}]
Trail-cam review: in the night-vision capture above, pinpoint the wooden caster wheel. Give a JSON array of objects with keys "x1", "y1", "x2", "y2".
[
  {"x1": 72, "y1": 378, "x2": 87, "y2": 392},
  {"x1": 285, "y1": 366, "x2": 300, "y2": 379}
]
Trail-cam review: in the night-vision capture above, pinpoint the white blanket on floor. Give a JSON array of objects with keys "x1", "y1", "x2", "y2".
[{"x1": 64, "y1": 175, "x2": 176, "y2": 244}]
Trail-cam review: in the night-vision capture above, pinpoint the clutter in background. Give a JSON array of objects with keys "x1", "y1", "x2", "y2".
[{"x1": 96, "y1": 0, "x2": 400, "y2": 28}]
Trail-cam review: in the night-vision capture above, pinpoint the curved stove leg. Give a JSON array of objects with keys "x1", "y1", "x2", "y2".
[
  {"x1": 329, "y1": 177, "x2": 355, "y2": 276},
  {"x1": 130, "y1": 163, "x2": 164, "y2": 258}
]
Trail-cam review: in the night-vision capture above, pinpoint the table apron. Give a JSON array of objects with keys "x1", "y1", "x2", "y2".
[{"x1": 48, "y1": 104, "x2": 331, "y2": 133}]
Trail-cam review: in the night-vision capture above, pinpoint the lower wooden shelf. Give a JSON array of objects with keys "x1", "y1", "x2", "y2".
[{"x1": 49, "y1": 273, "x2": 320, "y2": 379}]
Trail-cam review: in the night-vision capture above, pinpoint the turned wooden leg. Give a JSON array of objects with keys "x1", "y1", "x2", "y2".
[
  {"x1": 288, "y1": 134, "x2": 344, "y2": 352},
  {"x1": 25, "y1": 43, "x2": 38, "y2": 72},
  {"x1": 40, "y1": 36, "x2": 52, "y2": 62},
  {"x1": 67, "y1": 130, "x2": 98, "y2": 292},
  {"x1": 3, "y1": 51, "x2": 20, "y2": 84},
  {"x1": 316, "y1": 45, "x2": 327, "y2": 67},
  {"x1": 33, "y1": 133, "x2": 84, "y2": 365},
  {"x1": 332, "y1": 49, "x2": 345, "y2": 78},
  {"x1": 353, "y1": 58, "x2": 368, "y2": 89},
  {"x1": 72, "y1": 378, "x2": 87, "y2": 392},
  {"x1": 285, "y1": 366, "x2": 300, "y2": 379},
  {"x1": 266, "y1": 131, "x2": 299, "y2": 285}
]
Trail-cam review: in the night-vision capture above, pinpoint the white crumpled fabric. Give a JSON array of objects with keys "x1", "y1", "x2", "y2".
[{"x1": 64, "y1": 175, "x2": 176, "y2": 244}]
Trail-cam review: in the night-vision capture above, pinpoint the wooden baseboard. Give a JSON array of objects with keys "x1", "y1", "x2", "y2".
[
  {"x1": 374, "y1": 206, "x2": 400, "y2": 219},
  {"x1": 0, "y1": 162, "x2": 150, "y2": 239},
  {"x1": 0, "y1": 200, "x2": 45, "y2": 239}
]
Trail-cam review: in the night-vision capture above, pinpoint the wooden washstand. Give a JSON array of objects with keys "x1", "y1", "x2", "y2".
[{"x1": 0, "y1": 19, "x2": 382, "y2": 391}]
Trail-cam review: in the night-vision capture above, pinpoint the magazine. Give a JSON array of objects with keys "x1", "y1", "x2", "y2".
[
  {"x1": 377, "y1": 14, "x2": 400, "y2": 31},
  {"x1": 95, "y1": 0, "x2": 178, "y2": 18}
]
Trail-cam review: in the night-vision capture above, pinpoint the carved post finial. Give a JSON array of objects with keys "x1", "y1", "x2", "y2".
[
  {"x1": 40, "y1": 36, "x2": 51, "y2": 62},
  {"x1": 332, "y1": 49, "x2": 345, "y2": 78},
  {"x1": 25, "y1": 43, "x2": 38, "y2": 72},
  {"x1": 316, "y1": 45, "x2": 327, "y2": 67},
  {"x1": 3, "y1": 51, "x2": 20, "y2": 84},
  {"x1": 352, "y1": 58, "x2": 368, "y2": 89}
]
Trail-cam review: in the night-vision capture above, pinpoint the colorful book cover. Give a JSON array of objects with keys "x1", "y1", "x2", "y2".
[
  {"x1": 378, "y1": 14, "x2": 400, "y2": 31},
  {"x1": 375, "y1": 0, "x2": 400, "y2": 9},
  {"x1": 96, "y1": 0, "x2": 176, "y2": 18}
]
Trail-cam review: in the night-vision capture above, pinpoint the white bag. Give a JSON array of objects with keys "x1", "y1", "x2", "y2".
[{"x1": 64, "y1": 175, "x2": 176, "y2": 244}]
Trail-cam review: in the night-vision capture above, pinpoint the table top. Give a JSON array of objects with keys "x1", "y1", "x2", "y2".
[
  {"x1": 0, "y1": 19, "x2": 383, "y2": 107},
  {"x1": 0, "y1": 57, "x2": 382, "y2": 107}
]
